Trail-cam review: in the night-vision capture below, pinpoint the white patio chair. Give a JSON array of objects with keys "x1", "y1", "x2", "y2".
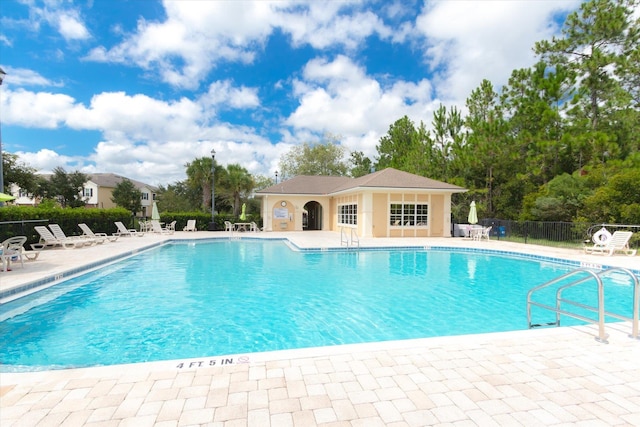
[
  {"x1": 1, "y1": 236, "x2": 27, "y2": 272},
  {"x1": 49, "y1": 224, "x2": 95, "y2": 246},
  {"x1": 584, "y1": 231, "x2": 636, "y2": 256},
  {"x1": 183, "y1": 219, "x2": 197, "y2": 231},
  {"x1": 79, "y1": 223, "x2": 118, "y2": 243},
  {"x1": 114, "y1": 221, "x2": 144, "y2": 237},
  {"x1": 34, "y1": 226, "x2": 85, "y2": 249}
]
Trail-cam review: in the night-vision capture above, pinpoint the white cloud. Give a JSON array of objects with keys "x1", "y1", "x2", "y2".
[
  {"x1": 415, "y1": 0, "x2": 581, "y2": 102},
  {"x1": 0, "y1": 67, "x2": 63, "y2": 87},
  {"x1": 286, "y1": 55, "x2": 436, "y2": 159},
  {"x1": 56, "y1": 11, "x2": 90, "y2": 41}
]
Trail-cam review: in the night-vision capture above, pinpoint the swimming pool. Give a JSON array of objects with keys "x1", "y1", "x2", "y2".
[{"x1": 0, "y1": 240, "x2": 636, "y2": 371}]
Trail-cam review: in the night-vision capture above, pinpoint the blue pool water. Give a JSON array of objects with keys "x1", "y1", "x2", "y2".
[{"x1": 0, "y1": 240, "x2": 636, "y2": 371}]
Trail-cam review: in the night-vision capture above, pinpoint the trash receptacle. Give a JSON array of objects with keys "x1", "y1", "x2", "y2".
[{"x1": 498, "y1": 226, "x2": 506, "y2": 237}]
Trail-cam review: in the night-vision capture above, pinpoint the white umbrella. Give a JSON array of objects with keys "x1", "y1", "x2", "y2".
[
  {"x1": 468, "y1": 201, "x2": 478, "y2": 225},
  {"x1": 151, "y1": 201, "x2": 160, "y2": 221}
]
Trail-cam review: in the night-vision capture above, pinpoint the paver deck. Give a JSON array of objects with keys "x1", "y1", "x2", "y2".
[{"x1": 1, "y1": 231, "x2": 639, "y2": 426}]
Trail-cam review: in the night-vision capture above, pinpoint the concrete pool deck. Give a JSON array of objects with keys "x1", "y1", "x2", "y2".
[{"x1": 1, "y1": 231, "x2": 639, "y2": 426}]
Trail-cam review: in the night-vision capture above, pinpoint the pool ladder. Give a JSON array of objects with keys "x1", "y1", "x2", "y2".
[
  {"x1": 526, "y1": 267, "x2": 639, "y2": 343},
  {"x1": 340, "y1": 227, "x2": 359, "y2": 249}
]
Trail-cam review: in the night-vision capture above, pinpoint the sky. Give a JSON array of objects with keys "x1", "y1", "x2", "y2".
[{"x1": 0, "y1": 0, "x2": 583, "y2": 187}]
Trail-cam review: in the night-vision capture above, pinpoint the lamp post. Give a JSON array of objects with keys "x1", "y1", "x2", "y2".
[
  {"x1": 209, "y1": 149, "x2": 216, "y2": 230},
  {"x1": 275, "y1": 170, "x2": 278, "y2": 184},
  {"x1": 0, "y1": 67, "x2": 6, "y2": 202}
]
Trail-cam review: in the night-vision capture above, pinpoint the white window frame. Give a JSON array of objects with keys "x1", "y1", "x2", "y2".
[
  {"x1": 390, "y1": 203, "x2": 428, "y2": 227},
  {"x1": 338, "y1": 203, "x2": 358, "y2": 226}
]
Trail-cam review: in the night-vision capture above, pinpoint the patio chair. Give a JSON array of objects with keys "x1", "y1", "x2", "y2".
[
  {"x1": 1, "y1": 236, "x2": 27, "y2": 272},
  {"x1": 584, "y1": 231, "x2": 636, "y2": 256},
  {"x1": 250, "y1": 222, "x2": 260, "y2": 232},
  {"x1": 49, "y1": 224, "x2": 95, "y2": 246},
  {"x1": 183, "y1": 219, "x2": 197, "y2": 231},
  {"x1": 114, "y1": 221, "x2": 144, "y2": 237},
  {"x1": 224, "y1": 221, "x2": 234, "y2": 232},
  {"x1": 150, "y1": 220, "x2": 173, "y2": 234},
  {"x1": 78, "y1": 223, "x2": 119, "y2": 243},
  {"x1": 34, "y1": 226, "x2": 85, "y2": 249},
  {"x1": 478, "y1": 226, "x2": 492, "y2": 241}
]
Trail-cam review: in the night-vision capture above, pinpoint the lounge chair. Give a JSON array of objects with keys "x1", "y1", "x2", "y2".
[
  {"x1": 1, "y1": 236, "x2": 27, "y2": 272},
  {"x1": 183, "y1": 219, "x2": 197, "y2": 231},
  {"x1": 79, "y1": 223, "x2": 119, "y2": 243},
  {"x1": 150, "y1": 220, "x2": 173, "y2": 234},
  {"x1": 34, "y1": 226, "x2": 85, "y2": 249},
  {"x1": 584, "y1": 231, "x2": 637, "y2": 256},
  {"x1": 49, "y1": 224, "x2": 95, "y2": 246},
  {"x1": 115, "y1": 221, "x2": 144, "y2": 237}
]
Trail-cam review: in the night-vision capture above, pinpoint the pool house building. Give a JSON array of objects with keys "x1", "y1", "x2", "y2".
[{"x1": 256, "y1": 168, "x2": 466, "y2": 237}]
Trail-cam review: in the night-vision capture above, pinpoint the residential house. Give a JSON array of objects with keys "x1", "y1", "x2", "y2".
[{"x1": 9, "y1": 173, "x2": 157, "y2": 216}]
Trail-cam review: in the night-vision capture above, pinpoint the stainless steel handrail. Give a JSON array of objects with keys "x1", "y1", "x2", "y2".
[
  {"x1": 527, "y1": 267, "x2": 639, "y2": 343},
  {"x1": 350, "y1": 228, "x2": 359, "y2": 249}
]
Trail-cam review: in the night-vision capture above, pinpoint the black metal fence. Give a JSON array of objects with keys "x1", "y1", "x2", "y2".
[{"x1": 455, "y1": 219, "x2": 640, "y2": 251}]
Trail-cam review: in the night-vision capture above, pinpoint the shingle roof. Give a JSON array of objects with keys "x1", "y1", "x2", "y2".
[
  {"x1": 87, "y1": 173, "x2": 156, "y2": 191},
  {"x1": 38, "y1": 173, "x2": 156, "y2": 191},
  {"x1": 256, "y1": 168, "x2": 466, "y2": 195}
]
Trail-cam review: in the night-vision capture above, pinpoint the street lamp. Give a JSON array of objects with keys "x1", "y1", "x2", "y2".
[
  {"x1": 0, "y1": 67, "x2": 6, "y2": 200},
  {"x1": 275, "y1": 170, "x2": 278, "y2": 184},
  {"x1": 209, "y1": 148, "x2": 216, "y2": 230}
]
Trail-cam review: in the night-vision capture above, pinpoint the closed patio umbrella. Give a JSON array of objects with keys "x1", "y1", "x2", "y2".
[
  {"x1": 0, "y1": 192, "x2": 15, "y2": 202},
  {"x1": 151, "y1": 201, "x2": 160, "y2": 221},
  {"x1": 239, "y1": 203, "x2": 247, "y2": 221},
  {"x1": 468, "y1": 201, "x2": 478, "y2": 225}
]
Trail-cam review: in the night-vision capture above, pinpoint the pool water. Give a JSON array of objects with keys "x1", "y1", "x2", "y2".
[{"x1": 0, "y1": 240, "x2": 635, "y2": 371}]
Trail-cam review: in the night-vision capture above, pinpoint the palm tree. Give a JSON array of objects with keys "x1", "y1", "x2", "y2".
[
  {"x1": 221, "y1": 164, "x2": 254, "y2": 216},
  {"x1": 185, "y1": 157, "x2": 213, "y2": 212}
]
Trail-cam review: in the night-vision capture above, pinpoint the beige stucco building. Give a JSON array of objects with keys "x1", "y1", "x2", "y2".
[{"x1": 256, "y1": 168, "x2": 466, "y2": 238}]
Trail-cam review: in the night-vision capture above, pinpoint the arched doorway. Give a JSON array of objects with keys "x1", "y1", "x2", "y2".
[{"x1": 303, "y1": 201, "x2": 322, "y2": 230}]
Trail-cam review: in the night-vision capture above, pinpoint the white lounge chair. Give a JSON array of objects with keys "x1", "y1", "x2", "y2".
[
  {"x1": 115, "y1": 221, "x2": 144, "y2": 237},
  {"x1": 49, "y1": 224, "x2": 95, "y2": 246},
  {"x1": 1, "y1": 236, "x2": 27, "y2": 272},
  {"x1": 34, "y1": 226, "x2": 85, "y2": 249},
  {"x1": 183, "y1": 219, "x2": 197, "y2": 231},
  {"x1": 150, "y1": 220, "x2": 173, "y2": 234},
  {"x1": 79, "y1": 223, "x2": 119, "y2": 243},
  {"x1": 584, "y1": 231, "x2": 637, "y2": 256}
]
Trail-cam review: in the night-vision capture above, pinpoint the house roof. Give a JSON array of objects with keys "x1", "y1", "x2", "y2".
[
  {"x1": 38, "y1": 173, "x2": 155, "y2": 191},
  {"x1": 87, "y1": 173, "x2": 156, "y2": 191},
  {"x1": 256, "y1": 168, "x2": 466, "y2": 195}
]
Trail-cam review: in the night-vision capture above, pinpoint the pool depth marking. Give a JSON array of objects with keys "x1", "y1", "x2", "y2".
[{"x1": 176, "y1": 355, "x2": 250, "y2": 369}]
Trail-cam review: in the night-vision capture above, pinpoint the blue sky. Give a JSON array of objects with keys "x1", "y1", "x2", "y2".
[{"x1": 0, "y1": 0, "x2": 582, "y2": 186}]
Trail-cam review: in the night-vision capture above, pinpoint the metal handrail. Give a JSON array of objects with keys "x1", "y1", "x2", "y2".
[
  {"x1": 340, "y1": 227, "x2": 349, "y2": 246},
  {"x1": 527, "y1": 267, "x2": 639, "y2": 343},
  {"x1": 350, "y1": 228, "x2": 359, "y2": 249}
]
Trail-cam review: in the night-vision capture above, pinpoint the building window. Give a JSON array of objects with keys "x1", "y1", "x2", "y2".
[
  {"x1": 141, "y1": 192, "x2": 149, "y2": 200},
  {"x1": 390, "y1": 203, "x2": 428, "y2": 227},
  {"x1": 83, "y1": 188, "x2": 93, "y2": 197},
  {"x1": 338, "y1": 204, "x2": 357, "y2": 225}
]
